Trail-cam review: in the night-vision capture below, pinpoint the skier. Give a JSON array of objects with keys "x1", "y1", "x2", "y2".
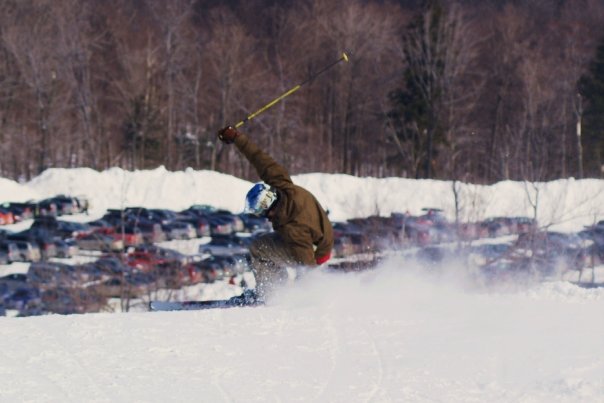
[{"x1": 217, "y1": 126, "x2": 334, "y2": 300}]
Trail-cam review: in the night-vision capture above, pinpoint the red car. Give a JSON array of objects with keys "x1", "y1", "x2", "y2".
[
  {"x1": 126, "y1": 251, "x2": 172, "y2": 272},
  {"x1": 0, "y1": 209, "x2": 15, "y2": 225},
  {"x1": 112, "y1": 227, "x2": 144, "y2": 247}
]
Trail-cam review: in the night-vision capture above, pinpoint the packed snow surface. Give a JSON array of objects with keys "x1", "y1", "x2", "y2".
[{"x1": 1, "y1": 167, "x2": 604, "y2": 402}]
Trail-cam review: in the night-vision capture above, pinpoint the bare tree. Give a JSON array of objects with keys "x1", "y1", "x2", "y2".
[
  {"x1": 202, "y1": 6, "x2": 267, "y2": 175},
  {"x1": 293, "y1": 0, "x2": 405, "y2": 175},
  {"x1": 0, "y1": 12, "x2": 21, "y2": 176},
  {"x1": 146, "y1": 0, "x2": 197, "y2": 170},
  {"x1": 52, "y1": 0, "x2": 108, "y2": 169},
  {"x1": 2, "y1": 0, "x2": 65, "y2": 177},
  {"x1": 104, "y1": 1, "x2": 165, "y2": 169}
]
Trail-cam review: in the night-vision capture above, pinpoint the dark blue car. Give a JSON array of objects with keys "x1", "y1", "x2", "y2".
[{"x1": 2, "y1": 286, "x2": 42, "y2": 312}]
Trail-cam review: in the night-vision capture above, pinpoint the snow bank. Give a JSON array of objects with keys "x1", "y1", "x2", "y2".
[{"x1": 3, "y1": 167, "x2": 604, "y2": 232}]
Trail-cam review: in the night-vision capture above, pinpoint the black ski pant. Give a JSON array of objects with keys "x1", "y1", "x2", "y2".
[{"x1": 248, "y1": 232, "x2": 300, "y2": 298}]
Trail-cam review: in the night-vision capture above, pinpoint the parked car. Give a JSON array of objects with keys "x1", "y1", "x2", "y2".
[
  {"x1": 401, "y1": 216, "x2": 433, "y2": 246},
  {"x1": 54, "y1": 238, "x2": 79, "y2": 258},
  {"x1": 579, "y1": 227, "x2": 604, "y2": 261},
  {"x1": 104, "y1": 208, "x2": 167, "y2": 227},
  {"x1": 0, "y1": 202, "x2": 34, "y2": 222},
  {"x1": 239, "y1": 214, "x2": 271, "y2": 233},
  {"x1": 31, "y1": 216, "x2": 93, "y2": 238},
  {"x1": 57, "y1": 220, "x2": 93, "y2": 238},
  {"x1": 333, "y1": 235, "x2": 356, "y2": 258},
  {"x1": 162, "y1": 221, "x2": 196, "y2": 240},
  {"x1": 76, "y1": 233, "x2": 124, "y2": 252},
  {"x1": 42, "y1": 287, "x2": 108, "y2": 315},
  {"x1": 477, "y1": 257, "x2": 534, "y2": 285},
  {"x1": 457, "y1": 222, "x2": 488, "y2": 240},
  {"x1": 0, "y1": 208, "x2": 15, "y2": 225},
  {"x1": 184, "y1": 259, "x2": 224, "y2": 283},
  {"x1": 101, "y1": 209, "x2": 133, "y2": 226},
  {"x1": 73, "y1": 263, "x2": 108, "y2": 284},
  {"x1": 481, "y1": 217, "x2": 513, "y2": 237},
  {"x1": 211, "y1": 211, "x2": 245, "y2": 232},
  {"x1": 207, "y1": 254, "x2": 249, "y2": 276},
  {"x1": 514, "y1": 231, "x2": 589, "y2": 272},
  {"x1": 176, "y1": 213, "x2": 212, "y2": 237},
  {"x1": 0, "y1": 273, "x2": 28, "y2": 285},
  {"x1": 468, "y1": 243, "x2": 511, "y2": 266},
  {"x1": 181, "y1": 206, "x2": 237, "y2": 236},
  {"x1": 133, "y1": 245, "x2": 190, "y2": 265},
  {"x1": 207, "y1": 216, "x2": 235, "y2": 236},
  {"x1": 508, "y1": 216, "x2": 537, "y2": 233},
  {"x1": 86, "y1": 219, "x2": 115, "y2": 233},
  {"x1": 0, "y1": 251, "x2": 8, "y2": 265},
  {"x1": 11, "y1": 240, "x2": 42, "y2": 262},
  {"x1": 416, "y1": 245, "x2": 449, "y2": 264},
  {"x1": 112, "y1": 226, "x2": 144, "y2": 247},
  {"x1": 200, "y1": 235, "x2": 251, "y2": 256},
  {"x1": 126, "y1": 250, "x2": 177, "y2": 272},
  {"x1": 419, "y1": 207, "x2": 448, "y2": 224},
  {"x1": 92, "y1": 274, "x2": 154, "y2": 299},
  {"x1": 31, "y1": 199, "x2": 58, "y2": 217},
  {"x1": 148, "y1": 209, "x2": 179, "y2": 224},
  {"x1": 0, "y1": 241, "x2": 21, "y2": 263},
  {"x1": 40, "y1": 195, "x2": 81, "y2": 215},
  {"x1": 125, "y1": 219, "x2": 166, "y2": 243},
  {"x1": 1, "y1": 286, "x2": 42, "y2": 313},
  {"x1": 7, "y1": 229, "x2": 58, "y2": 260},
  {"x1": 183, "y1": 205, "x2": 217, "y2": 217},
  {"x1": 92, "y1": 256, "x2": 132, "y2": 277},
  {"x1": 28, "y1": 262, "x2": 81, "y2": 289},
  {"x1": 0, "y1": 273, "x2": 29, "y2": 295}
]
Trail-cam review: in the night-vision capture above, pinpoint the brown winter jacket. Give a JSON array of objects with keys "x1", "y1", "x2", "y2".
[{"x1": 234, "y1": 133, "x2": 333, "y2": 266}]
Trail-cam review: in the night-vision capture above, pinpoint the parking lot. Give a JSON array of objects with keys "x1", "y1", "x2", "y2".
[{"x1": 1, "y1": 196, "x2": 603, "y2": 317}]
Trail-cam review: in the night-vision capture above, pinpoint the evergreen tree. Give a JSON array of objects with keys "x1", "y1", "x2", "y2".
[
  {"x1": 387, "y1": 0, "x2": 449, "y2": 178},
  {"x1": 579, "y1": 37, "x2": 604, "y2": 177}
]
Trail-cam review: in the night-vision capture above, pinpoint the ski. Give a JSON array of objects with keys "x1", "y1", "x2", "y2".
[{"x1": 149, "y1": 290, "x2": 263, "y2": 311}]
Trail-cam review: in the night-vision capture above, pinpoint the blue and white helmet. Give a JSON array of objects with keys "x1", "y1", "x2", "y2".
[{"x1": 244, "y1": 183, "x2": 278, "y2": 216}]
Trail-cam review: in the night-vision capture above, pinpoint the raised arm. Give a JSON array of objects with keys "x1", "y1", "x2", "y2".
[{"x1": 218, "y1": 127, "x2": 293, "y2": 189}]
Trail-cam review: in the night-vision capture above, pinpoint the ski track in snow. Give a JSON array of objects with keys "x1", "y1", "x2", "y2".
[
  {"x1": 364, "y1": 326, "x2": 387, "y2": 403},
  {"x1": 313, "y1": 314, "x2": 339, "y2": 401}
]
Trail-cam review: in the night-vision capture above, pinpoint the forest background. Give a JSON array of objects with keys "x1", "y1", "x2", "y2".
[{"x1": 1, "y1": 0, "x2": 604, "y2": 184}]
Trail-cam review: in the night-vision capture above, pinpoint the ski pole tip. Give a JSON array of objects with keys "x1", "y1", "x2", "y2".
[{"x1": 342, "y1": 52, "x2": 349, "y2": 63}]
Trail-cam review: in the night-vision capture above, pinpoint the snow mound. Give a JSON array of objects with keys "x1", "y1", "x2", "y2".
[{"x1": 522, "y1": 281, "x2": 604, "y2": 302}]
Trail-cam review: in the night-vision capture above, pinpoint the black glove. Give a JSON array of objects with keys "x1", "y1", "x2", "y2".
[{"x1": 218, "y1": 126, "x2": 240, "y2": 144}]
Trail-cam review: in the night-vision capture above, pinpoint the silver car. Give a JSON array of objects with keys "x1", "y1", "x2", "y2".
[{"x1": 200, "y1": 236, "x2": 251, "y2": 256}]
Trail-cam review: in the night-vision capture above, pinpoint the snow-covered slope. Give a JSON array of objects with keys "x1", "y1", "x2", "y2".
[{"x1": 2, "y1": 263, "x2": 604, "y2": 402}]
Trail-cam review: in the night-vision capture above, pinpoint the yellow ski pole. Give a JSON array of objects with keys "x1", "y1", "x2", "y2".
[{"x1": 234, "y1": 52, "x2": 349, "y2": 129}]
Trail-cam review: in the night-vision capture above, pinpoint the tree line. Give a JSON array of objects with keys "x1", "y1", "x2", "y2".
[{"x1": 0, "y1": 0, "x2": 603, "y2": 183}]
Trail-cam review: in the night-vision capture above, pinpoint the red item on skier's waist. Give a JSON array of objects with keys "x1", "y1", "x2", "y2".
[{"x1": 315, "y1": 252, "x2": 331, "y2": 265}]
